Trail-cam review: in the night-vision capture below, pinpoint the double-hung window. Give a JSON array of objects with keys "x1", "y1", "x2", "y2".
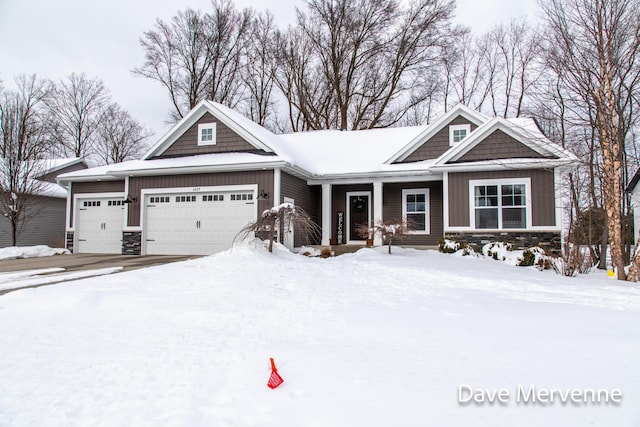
[
  {"x1": 471, "y1": 179, "x2": 529, "y2": 229},
  {"x1": 402, "y1": 189, "x2": 430, "y2": 234}
]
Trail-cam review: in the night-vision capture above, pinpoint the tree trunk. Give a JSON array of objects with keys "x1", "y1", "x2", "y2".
[{"x1": 598, "y1": 220, "x2": 608, "y2": 270}]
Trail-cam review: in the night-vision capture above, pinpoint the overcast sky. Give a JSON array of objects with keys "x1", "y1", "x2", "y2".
[{"x1": 0, "y1": 0, "x2": 539, "y2": 141}]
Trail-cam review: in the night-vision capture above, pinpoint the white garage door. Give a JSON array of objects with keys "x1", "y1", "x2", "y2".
[
  {"x1": 76, "y1": 198, "x2": 124, "y2": 253},
  {"x1": 144, "y1": 189, "x2": 257, "y2": 255}
]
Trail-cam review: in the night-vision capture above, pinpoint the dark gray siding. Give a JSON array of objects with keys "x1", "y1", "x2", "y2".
[
  {"x1": 72, "y1": 181, "x2": 126, "y2": 194},
  {"x1": 454, "y1": 130, "x2": 548, "y2": 163},
  {"x1": 448, "y1": 169, "x2": 556, "y2": 228},
  {"x1": 157, "y1": 112, "x2": 267, "y2": 158},
  {"x1": 280, "y1": 172, "x2": 321, "y2": 246},
  {"x1": 70, "y1": 181, "x2": 126, "y2": 228},
  {"x1": 383, "y1": 181, "x2": 443, "y2": 245},
  {"x1": 402, "y1": 116, "x2": 478, "y2": 162},
  {"x1": 127, "y1": 170, "x2": 274, "y2": 226},
  {"x1": 0, "y1": 196, "x2": 66, "y2": 248}
]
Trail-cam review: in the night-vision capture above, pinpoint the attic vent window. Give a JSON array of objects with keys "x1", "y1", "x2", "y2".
[
  {"x1": 198, "y1": 123, "x2": 217, "y2": 146},
  {"x1": 449, "y1": 124, "x2": 471, "y2": 146}
]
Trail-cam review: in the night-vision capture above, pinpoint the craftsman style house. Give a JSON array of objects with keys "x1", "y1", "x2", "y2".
[{"x1": 57, "y1": 101, "x2": 577, "y2": 255}]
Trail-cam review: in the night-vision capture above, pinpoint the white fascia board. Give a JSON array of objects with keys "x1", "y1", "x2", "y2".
[
  {"x1": 110, "y1": 160, "x2": 289, "y2": 177},
  {"x1": 307, "y1": 172, "x2": 443, "y2": 186},
  {"x1": 57, "y1": 174, "x2": 122, "y2": 183},
  {"x1": 385, "y1": 104, "x2": 488, "y2": 164},
  {"x1": 431, "y1": 158, "x2": 576, "y2": 173}
]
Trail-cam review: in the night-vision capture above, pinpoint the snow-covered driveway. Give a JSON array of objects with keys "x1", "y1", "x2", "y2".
[{"x1": 0, "y1": 245, "x2": 639, "y2": 426}]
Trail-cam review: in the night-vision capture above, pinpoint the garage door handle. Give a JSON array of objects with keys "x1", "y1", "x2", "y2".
[
  {"x1": 78, "y1": 239, "x2": 86, "y2": 242},
  {"x1": 146, "y1": 239, "x2": 155, "y2": 242}
]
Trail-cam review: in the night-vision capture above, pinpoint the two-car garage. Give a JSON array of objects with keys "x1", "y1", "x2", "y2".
[{"x1": 73, "y1": 186, "x2": 258, "y2": 256}]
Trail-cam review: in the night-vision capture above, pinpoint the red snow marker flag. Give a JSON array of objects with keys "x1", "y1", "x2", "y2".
[{"x1": 267, "y1": 358, "x2": 284, "y2": 389}]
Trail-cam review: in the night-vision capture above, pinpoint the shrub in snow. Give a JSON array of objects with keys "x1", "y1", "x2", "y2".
[
  {"x1": 517, "y1": 247, "x2": 547, "y2": 267},
  {"x1": 355, "y1": 219, "x2": 412, "y2": 254},
  {"x1": 438, "y1": 238, "x2": 468, "y2": 254},
  {"x1": 320, "y1": 247, "x2": 333, "y2": 258},
  {"x1": 482, "y1": 242, "x2": 513, "y2": 261},
  {"x1": 550, "y1": 244, "x2": 594, "y2": 277},
  {"x1": 235, "y1": 203, "x2": 320, "y2": 253}
]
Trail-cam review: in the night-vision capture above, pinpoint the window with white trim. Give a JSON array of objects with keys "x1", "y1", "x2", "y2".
[
  {"x1": 198, "y1": 123, "x2": 217, "y2": 146},
  {"x1": 402, "y1": 189, "x2": 430, "y2": 233},
  {"x1": 449, "y1": 124, "x2": 471, "y2": 146},
  {"x1": 472, "y1": 181, "x2": 528, "y2": 229}
]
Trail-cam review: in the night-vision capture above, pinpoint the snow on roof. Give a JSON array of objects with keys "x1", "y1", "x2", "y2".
[
  {"x1": 59, "y1": 152, "x2": 287, "y2": 180},
  {"x1": 206, "y1": 101, "x2": 283, "y2": 152},
  {"x1": 59, "y1": 104, "x2": 576, "y2": 182},
  {"x1": 274, "y1": 126, "x2": 429, "y2": 176}
]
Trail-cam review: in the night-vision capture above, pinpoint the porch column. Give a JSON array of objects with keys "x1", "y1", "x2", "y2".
[
  {"x1": 373, "y1": 181, "x2": 383, "y2": 246},
  {"x1": 321, "y1": 183, "x2": 332, "y2": 246}
]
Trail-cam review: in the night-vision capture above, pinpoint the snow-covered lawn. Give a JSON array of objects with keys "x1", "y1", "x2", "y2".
[{"x1": 1, "y1": 244, "x2": 639, "y2": 426}]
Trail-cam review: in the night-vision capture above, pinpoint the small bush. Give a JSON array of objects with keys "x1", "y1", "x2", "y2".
[
  {"x1": 482, "y1": 242, "x2": 513, "y2": 261},
  {"x1": 320, "y1": 247, "x2": 333, "y2": 258},
  {"x1": 518, "y1": 249, "x2": 537, "y2": 266},
  {"x1": 438, "y1": 238, "x2": 467, "y2": 254}
]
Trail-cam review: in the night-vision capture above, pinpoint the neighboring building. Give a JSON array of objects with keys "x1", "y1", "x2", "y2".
[
  {"x1": 626, "y1": 170, "x2": 640, "y2": 244},
  {"x1": 0, "y1": 158, "x2": 87, "y2": 248},
  {"x1": 57, "y1": 101, "x2": 577, "y2": 256}
]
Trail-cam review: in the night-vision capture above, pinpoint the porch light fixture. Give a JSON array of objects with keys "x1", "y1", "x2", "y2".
[{"x1": 257, "y1": 190, "x2": 269, "y2": 200}]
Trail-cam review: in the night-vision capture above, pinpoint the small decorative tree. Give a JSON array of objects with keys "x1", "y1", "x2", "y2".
[
  {"x1": 355, "y1": 219, "x2": 413, "y2": 254},
  {"x1": 235, "y1": 203, "x2": 320, "y2": 253}
]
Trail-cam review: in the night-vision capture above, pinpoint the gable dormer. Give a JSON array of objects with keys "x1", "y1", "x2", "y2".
[
  {"x1": 155, "y1": 112, "x2": 260, "y2": 158},
  {"x1": 144, "y1": 101, "x2": 277, "y2": 160},
  {"x1": 402, "y1": 116, "x2": 479, "y2": 162},
  {"x1": 386, "y1": 104, "x2": 488, "y2": 164},
  {"x1": 452, "y1": 129, "x2": 549, "y2": 163}
]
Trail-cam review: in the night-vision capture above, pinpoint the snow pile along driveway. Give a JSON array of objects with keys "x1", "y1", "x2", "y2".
[
  {"x1": 0, "y1": 244, "x2": 639, "y2": 426},
  {"x1": 0, "y1": 245, "x2": 69, "y2": 261}
]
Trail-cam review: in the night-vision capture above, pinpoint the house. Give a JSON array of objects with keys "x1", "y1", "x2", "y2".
[
  {"x1": 0, "y1": 158, "x2": 87, "y2": 248},
  {"x1": 57, "y1": 101, "x2": 577, "y2": 256},
  {"x1": 626, "y1": 170, "x2": 640, "y2": 244}
]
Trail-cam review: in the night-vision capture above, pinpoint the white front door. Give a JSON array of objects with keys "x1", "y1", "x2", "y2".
[
  {"x1": 144, "y1": 188, "x2": 257, "y2": 255},
  {"x1": 76, "y1": 198, "x2": 125, "y2": 254}
]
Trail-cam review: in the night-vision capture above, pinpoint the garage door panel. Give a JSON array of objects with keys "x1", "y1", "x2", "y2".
[
  {"x1": 76, "y1": 198, "x2": 124, "y2": 254},
  {"x1": 144, "y1": 190, "x2": 256, "y2": 256}
]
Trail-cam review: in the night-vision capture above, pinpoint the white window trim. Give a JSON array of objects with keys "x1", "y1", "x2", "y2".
[
  {"x1": 449, "y1": 124, "x2": 471, "y2": 146},
  {"x1": 198, "y1": 122, "x2": 217, "y2": 146},
  {"x1": 402, "y1": 188, "x2": 430, "y2": 235},
  {"x1": 468, "y1": 178, "x2": 532, "y2": 230}
]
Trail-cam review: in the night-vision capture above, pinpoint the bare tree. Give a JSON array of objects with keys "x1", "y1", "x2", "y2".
[
  {"x1": 242, "y1": 11, "x2": 279, "y2": 127},
  {"x1": 276, "y1": 0, "x2": 458, "y2": 131},
  {"x1": 95, "y1": 103, "x2": 152, "y2": 165},
  {"x1": 442, "y1": 19, "x2": 542, "y2": 118},
  {"x1": 540, "y1": 0, "x2": 640, "y2": 280},
  {"x1": 47, "y1": 72, "x2": 109, "y2": 158},
  {"x1": 135, "y1": 0, "x2": 252, "y2": 122},
  {"x1": 0, "y1": 75, "x2": 51, "y2": 245}
]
